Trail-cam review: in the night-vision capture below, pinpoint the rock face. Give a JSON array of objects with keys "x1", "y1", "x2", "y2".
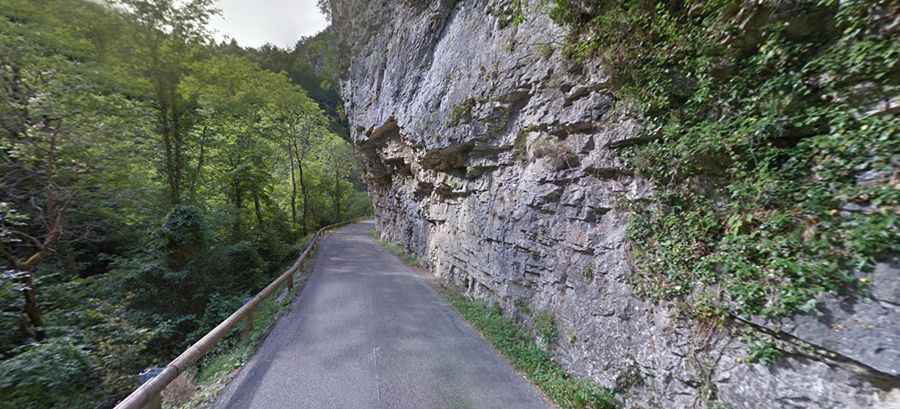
[{"x1": 330, "y1": 1, "x2": 900, "y2": 408}]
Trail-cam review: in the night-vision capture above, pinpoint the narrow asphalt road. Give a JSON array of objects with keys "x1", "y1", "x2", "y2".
[{"x1": 215, "y1": 221, "x2": 551, "y2": 409}]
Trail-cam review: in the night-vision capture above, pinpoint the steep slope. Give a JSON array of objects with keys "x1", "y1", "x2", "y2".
[{"x1": 329, "y1": 1, "x2": 900, "y2": 408}]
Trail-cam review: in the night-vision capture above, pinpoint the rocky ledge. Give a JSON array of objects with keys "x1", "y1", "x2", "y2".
[{"x1": 330, "y1": 1, "x2": 900, "y2": 407}]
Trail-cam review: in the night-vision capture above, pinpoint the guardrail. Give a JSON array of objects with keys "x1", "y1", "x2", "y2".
[{"x1": 113, "y1": 221, "x2": 353, "y2": 409}]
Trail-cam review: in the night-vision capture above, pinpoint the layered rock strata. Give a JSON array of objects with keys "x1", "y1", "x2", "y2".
[{"x1": 332, "y1": 1, "x2": 900, "y2": 407}]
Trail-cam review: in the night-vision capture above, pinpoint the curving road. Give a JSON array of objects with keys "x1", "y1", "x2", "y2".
[{"x1": 215, "y1": 221, "x2": 551, "y2": 409}]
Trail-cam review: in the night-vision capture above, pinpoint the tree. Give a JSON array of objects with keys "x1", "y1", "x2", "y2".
[
  {"x1": 0, "y1": 1, "x2": 372, "y2": 405},
  {"x1": 113, "y1": 0, "x2": 219, "y2": 207},
  {"x1": 181, "y1": 55, "x2": 276, "y2": 238},
  {"x1": 1, "y1": 0, "x2": 160, "y2": 341},
  {"x1": 320, "y1": 136, "x2": 354, "y2": 222}
]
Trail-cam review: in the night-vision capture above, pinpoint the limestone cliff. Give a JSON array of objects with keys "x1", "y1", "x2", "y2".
[{"x1": 329, "y1": 1, "x2": 900, "y2": 408}]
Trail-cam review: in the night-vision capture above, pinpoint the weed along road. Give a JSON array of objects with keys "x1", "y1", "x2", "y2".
[{"x1": 215, "y1": 221, "x2": 551, "y2": 409}]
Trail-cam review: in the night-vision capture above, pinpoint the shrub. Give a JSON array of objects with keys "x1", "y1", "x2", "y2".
[
  {"x1": 160, "y1": 205, "x2": 208, "y2": 271},
  {"x1": 0, "y1": 278, "x2": 23, "y2": 355},
  {"x1": 0, "y1": 338, "x2": 94, "y2": 409},
  {"x1": 190, "y1": 293, "x2": 246, "y2": 340},
  {"x1": 220, "y1": 241, "x2": 266, "y2": 291}
]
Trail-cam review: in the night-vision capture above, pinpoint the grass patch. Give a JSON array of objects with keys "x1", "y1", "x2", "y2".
[
  {"x1": 446, "y1": 292, "x2": 616, "y2": 409},
  {"x1": 198, "y1": 296, "x2": 285, "y2": 382},
  {"x1": 534, "y1": 310, "x2": 559, "y2": 346},
  {"x1": 368, "y1": 228, "x2": 420, "y2": 267}
]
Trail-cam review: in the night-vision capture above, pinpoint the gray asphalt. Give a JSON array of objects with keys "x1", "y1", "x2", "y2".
[{"x1": 215, "y1": 221, "x2": 552, "y2": 409}]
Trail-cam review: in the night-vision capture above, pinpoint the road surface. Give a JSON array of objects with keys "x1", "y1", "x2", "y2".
[{"x1": 215, "y1": 221, "x2": 551, "y2": 409}]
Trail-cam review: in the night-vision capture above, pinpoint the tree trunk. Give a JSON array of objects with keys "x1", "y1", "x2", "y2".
[
  {"x1": 299, "y1": 161, "x2": 308, "y2": 236},
  {"x1": 21, "y1": 271, "x2": 43, "y2": 332},
  {"x1": 172, "y1": 103, "x2": 184, "y2": 205},
  {"x1": 293, "y1": 140, "x2": 309, "y2": 236},
  {"x1": 288, "y1": 144, "x2": 298, "y2": 228},
  {"x1": 333, "y1": 168, "x2": 342, "y2": 222},
  {"x1": 253, "y1": 190, "x2": 264, "y2": 227},
  {"x1": 16, "y1": 121, "x2": 66, "y2": 338},
  {"x1": 189, "y1": 125, "x2": 208, "y2": 201},
  {"x1": 232, "y1": 173, "x2": 243, "y2": 240},
  {"x1": 156, "y1": 75, "x2": 184, "y2": 207}
]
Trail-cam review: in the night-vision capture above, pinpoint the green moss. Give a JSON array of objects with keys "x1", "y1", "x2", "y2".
[
  {"x1": 549, "y1": 1, "x2": 900, "y2": 319},
  {"x1": 446, "y1": 293, "x2": 616, "y2": 409},
  {"x1": 513, "y1": 132, "x2": 529, "y2": 162},
  {"x1": 449, "y1": 98, "x2": 477, "y2": 127},
  {"x1": 582, "y1": 265, "x2": 594, "y2": 281},
  {"x1": 536, "y1": 42, "x2": 554, "y2": 59}
]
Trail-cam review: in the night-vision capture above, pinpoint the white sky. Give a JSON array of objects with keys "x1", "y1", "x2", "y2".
[{"x1": 208, "y1": 0, "x2": 328, "y2": 49}]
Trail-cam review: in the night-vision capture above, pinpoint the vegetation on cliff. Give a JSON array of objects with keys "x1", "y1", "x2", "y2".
[{"x1": 547, "y1": 0, "x2": 899, "y2": 320}]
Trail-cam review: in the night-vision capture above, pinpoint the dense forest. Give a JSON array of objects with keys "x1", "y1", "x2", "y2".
[{"x1": 0, "y1": 0, "x2": 368, "y2": 407}]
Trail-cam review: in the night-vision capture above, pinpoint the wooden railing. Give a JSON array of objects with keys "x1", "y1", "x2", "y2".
[{"x1": 113, "y1": 221, "x2": 352, "y2": 409}]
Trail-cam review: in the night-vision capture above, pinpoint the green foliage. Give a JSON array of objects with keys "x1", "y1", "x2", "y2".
[
  {"x1": 347, "y1": 191, "x2": 375, "y2": 219},
  {"x1": 0, "y1": 338, "x2": 93, "y2": 409},
  {"x1": 0, "y1": 0, "x2": 371, "y2": 407},
  {"x1": 549, "y1": 0, "x2": 900, "y2": 318},
  {"x1": 161, "y1": 206, "x2": 208, "y2": 269},
  {"x1": 746, "y1": 338, "x2": 782, "y2": 365},
  {"x1": 192, "y1": 293, "x2": 245, "y2": 339},
  {"x1": 534, "y1": 310, "x2": 558, "y2": 346},
  {"x1": 40, "y1": 281, "x2": 155, "y2": 404},
  {"x1": 233, "y1": 29, "x2": 349, "y2": 138},
  {"x1": 218, "y1": 242, "x2": 266, "y2": 289},
  {"x1": 178, "y1": 283, "x2": 299, "y2": 409},
  {"x1": 494, "y1": 0, "x2": 528, "y2": 28},
  {"x1": 447, "y1": 294, "x2": 616, "y2": 409}
]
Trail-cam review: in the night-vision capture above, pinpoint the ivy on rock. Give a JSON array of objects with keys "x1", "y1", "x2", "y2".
[{"x1": 546, "y1": 0, "x2": 899, "y2": 318}]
